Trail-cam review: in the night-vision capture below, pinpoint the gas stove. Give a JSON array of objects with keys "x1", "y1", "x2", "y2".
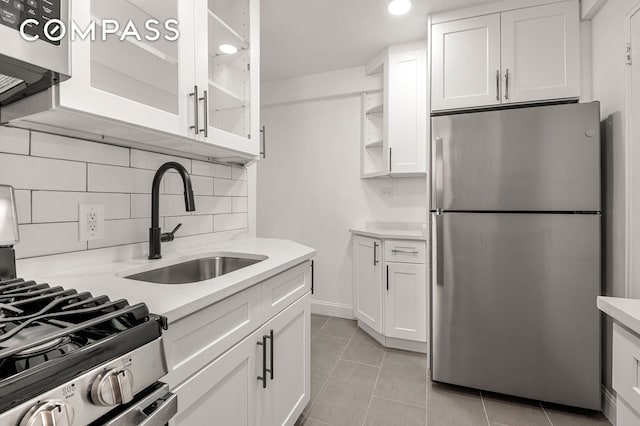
[{"x1": 0, "y1": 277, "x2": 176, "y2": 426}]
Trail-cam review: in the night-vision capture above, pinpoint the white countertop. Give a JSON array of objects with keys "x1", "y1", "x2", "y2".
[
  {"x1": 350, "y1": 222, "x2": 427, "y2": 240},
  {"x1": 598, "y1": 296, "x2": 640, "y2": 335},
  {"x1": 24, "y1": 238, "x2": 315, "y2": 323}
]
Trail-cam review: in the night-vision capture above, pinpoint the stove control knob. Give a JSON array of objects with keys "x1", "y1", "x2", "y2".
[
  {"x1": 90, "y1": 368, "x2": 134, "y2": 407},
  {"x1": 19, "y1": 400, "x2": 74, "y2": 426}
]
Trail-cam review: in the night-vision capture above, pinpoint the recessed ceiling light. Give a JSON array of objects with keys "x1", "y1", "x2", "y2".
[
  {"x1": 388, "y1": 0, "x2": 412, "y2": 15},
  {"x1": 219, "y1": 44, "x2": 238, "y2": 55}
]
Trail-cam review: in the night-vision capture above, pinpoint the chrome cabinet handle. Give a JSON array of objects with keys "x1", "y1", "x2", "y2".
[
  {"x1": 257, "y1": 335, "x2": 267, "y2": 389},
  {"x1": 373, "y1": 242, "x2": 379, "y2": 266},
  {"x1": 189, "y1": 85, "x2": 199, "y2": 135},
  {"x1": 496, "y1": 70, "x2": 500, "y2": 101},
  {"x1": 260, "y1": 125, "x2": 266, "y2": 158},
  {"x1": 199, "y1": 90, "x2": 209, "y2": 137},
  {"x1": 389, "y1": 147, "x2": 392, "y2": 173},
  {"x1": 504, "y1": 69, "x2": 510, "y2": 100},
  {"x1": 391, "y1": 249, "x2": 419, "y2": 254}
]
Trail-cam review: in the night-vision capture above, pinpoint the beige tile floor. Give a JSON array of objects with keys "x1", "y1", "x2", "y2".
[{"x1": 296, "y1": 315, "x2": 611, "y2": 426}]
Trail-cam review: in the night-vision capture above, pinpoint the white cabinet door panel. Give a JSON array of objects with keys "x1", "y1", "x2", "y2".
[
  {"x1": 60, "y1": 0, "x2": 195, "y2": 139},
  {"x1": 353, "y1": 236, "x2": 383, "y2": 333},
  {"x1": 431, "y1": 14, "x2": 501, "y2": 111},
  {"x1": 388, "y1": 48, "x2": 427, "y2": 174},
  {"x1": 262, "y1": 295, "x2": 311, "y2": 426},
  {"x1": 172, "y1": 331, "x2": 258, "y2": 426},
  {"x1": 501, "y1": 1, "x2": 580, "y2": 103},
  {"x1": 385, "y1": 263, "x2": 427, "y2": 342}
]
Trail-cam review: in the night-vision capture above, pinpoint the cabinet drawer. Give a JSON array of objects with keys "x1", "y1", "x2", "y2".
[
  {"x1": 613, "y1": 323, "x2": 640, "y2": 415},
  {"x1": 384, "y1": 240, "x2": 426, "y2": 264},
  {"x1": 261, "y1": 261, "x2": 312, "y2": 322},
  {"x1": 163, "y1": 284, "x2": 262, "y2": 388}
]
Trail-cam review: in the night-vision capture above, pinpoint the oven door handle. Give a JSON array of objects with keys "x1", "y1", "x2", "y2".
[
  {"x1": 99, "y1": 383, "x2": 177, "y2": 426},
  {"x1": 138, "y1": 392, "x2": 178, "y2": 426}
]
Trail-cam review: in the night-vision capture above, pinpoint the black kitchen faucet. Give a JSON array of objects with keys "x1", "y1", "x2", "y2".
[{"x1": 149, "y1": 162, "x2": 196, "y2": 259}]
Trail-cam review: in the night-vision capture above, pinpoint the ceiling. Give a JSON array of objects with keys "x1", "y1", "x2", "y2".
[{"x1": 261, "y1": 0, "x2": 494, "y2": 82}]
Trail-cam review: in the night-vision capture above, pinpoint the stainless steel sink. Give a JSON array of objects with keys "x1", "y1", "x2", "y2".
[{"x1": 125, "y1": 256, "x2": 265, "y2": 284}]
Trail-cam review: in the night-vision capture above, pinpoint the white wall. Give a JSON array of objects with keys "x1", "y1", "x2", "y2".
[
  {"x1": 258, "y1": 67, "x2": 427, "y2": 316},
  {"x1": 590, "y1": 0, "x2": 637, "y2": 412}
]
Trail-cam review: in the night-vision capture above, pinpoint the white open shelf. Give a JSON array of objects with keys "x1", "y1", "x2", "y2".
[
  {"x1": 361, "y1": 90, "x2": 386, "y2": 177},
  {"x1": 365, "y1": 139, "x2": 383, "y2": 148},
  {"x1": 208, "y1": 10, "x2": 249, "y2": 50},
  {"x1": 209, "y1": 80, "x2": 244, "y2": 107}
]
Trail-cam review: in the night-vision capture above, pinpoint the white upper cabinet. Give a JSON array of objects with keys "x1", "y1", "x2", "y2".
[
  {"x1": 195, "y1": 0, "x2": 261, "y2": 157},
  {"x1": 431, "y1": 14, "x2": 502, "y2": 111},
  {"x1": 61, "y1": 0, "x2": 195, "y2": 139},
  {"x1": 4, "y1": 0, "x2": 260, "y2": 160},
  {"x1": 387, "y1": 47, "x2": 428, "y2": 175},
  {"x1": 501, "y1": 1, "x2": 580, "y2": 103},
  {"x1": 431, "y1": 0, "x2": 580, "y2": 112},
  {"x1": 361, "y1": 42, "x2": 428, "y2": 178}
]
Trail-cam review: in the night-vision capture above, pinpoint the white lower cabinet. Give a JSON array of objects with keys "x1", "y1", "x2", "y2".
[
  {"x1": 259, "y1": 295, "x2": 311, "y2": 426},
  {"x1": 613, "y1": 323, "x2": 640, "y2": 425},
  {"x1": 167, "y1": 261, "x2": 312, "y2": 426},
  {"x1": 353, "y1": 236, "x2": 383, "y2": 334},
  {"x1": 353, "y1": 236, "x2": 427, "y2": 349},
  {"x1": 384, "y1": 263, "x2": 427, "y2": 342},
  {"x1": 172, "y1": 329, "x2": 258, "y2": 426}
]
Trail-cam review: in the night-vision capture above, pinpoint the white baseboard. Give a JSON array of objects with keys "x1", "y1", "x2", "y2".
[
  {"x1": 386, "y1": 337, "x2": 428, "y2": 354},
  {"x1": 311, "y1": 300, "x2": 354, "y2": 319},
  {"x1": 602, "y1": 385, "x2": 617, "y2": 425}
]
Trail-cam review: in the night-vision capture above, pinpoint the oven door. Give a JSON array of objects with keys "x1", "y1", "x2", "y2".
[{"x1": 97, "y1": 383, "x2": 177, "y2": 426}]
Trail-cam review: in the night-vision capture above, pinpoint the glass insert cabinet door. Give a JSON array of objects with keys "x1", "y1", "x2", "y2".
[
  {"x1": 195, "y1": 0, "x2": 260, "y2": 156},
  {"x1": 59, "y1": 0, "x2": 195, "y2": 139}
]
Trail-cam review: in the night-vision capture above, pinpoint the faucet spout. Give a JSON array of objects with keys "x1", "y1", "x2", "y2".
[{"x1": 149, "y1": 162, "x2": 196, "y2": 260}]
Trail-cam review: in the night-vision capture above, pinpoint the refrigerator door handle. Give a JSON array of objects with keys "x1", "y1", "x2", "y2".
[
  {"x1": 435, "y1": 213, "x2": 444, "y2": 287},
  {"x1": 434, "y1": 137, "x2": 444, "y2": 211}
]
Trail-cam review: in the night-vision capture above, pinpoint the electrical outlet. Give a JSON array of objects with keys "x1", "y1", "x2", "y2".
[{"x1": 79, "y1": 204, "x2": 104, "y2": 241}]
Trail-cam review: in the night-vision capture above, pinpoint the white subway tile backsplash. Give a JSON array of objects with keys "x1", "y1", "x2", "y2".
[
  {"x1": 165, "y1": 174, "x2": 213, "y2": 196},
  {"x1": 88, "y1": 164, "x2": 156, "y2": 194},
  {"x1": 192, "y1": 160, "x2": 232, "y2": 179},
  {"x1": 15, "y1": 190, "x2": 31, "y2": 224},
  {"x1": 88, "y1": 218, "x2": 148, "y2": 249},
  {"x1": 131, "y1": 194, "x2": 192, "y2": 218},
  {"x1": 16, "y1": 223, "x2": 86, "y2": 258},
  {"x1": 214, "y1": 213, "x2": 248, "y2": 232},
  {"x1": 130, "y1": 149, "x2": 191, "y2": 172},
  {"x1": 214, "y1": 178, "x2": 248, "y2": 197},
  {"x1": 31, "y1": 133, "x2": 129, "y2": 166},
  {"x1": 165, "y1": 215, "x2": 214, "y2": 237},
  {"x1": 196, "y1": 196, "x2": 232, "y2": 215},
  {"x1": 232, "y1": 197, "x2": 248, "y2": 213},
  {"x1": 32, "y1": 192, "x2": 130, "y2": 223},
  {"x1": 0, "y1": 127, "x2": 29, "y2": 155},
  {"x1": 231, "y1": 167, "x2": 247, "y2": 181},
  {"x1": 6, "y1": 130, "x2": 248, "y2": 258},
  {"x1": 0, "y1": 154, "x2": 86, "y2": 191}
]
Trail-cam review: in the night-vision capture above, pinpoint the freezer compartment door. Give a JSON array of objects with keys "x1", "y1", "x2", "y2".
[
  {"x1": 431, "y1": 102, "x2": 601, "y2": 211},
  {"x1": 431, "y1": 213, "x2": 601, "y2": 409}
]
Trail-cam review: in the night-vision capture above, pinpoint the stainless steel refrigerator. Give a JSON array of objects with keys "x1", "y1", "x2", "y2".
[{"x1": 430, "y1": 102, "x2": 602, "y2": 410}]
